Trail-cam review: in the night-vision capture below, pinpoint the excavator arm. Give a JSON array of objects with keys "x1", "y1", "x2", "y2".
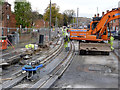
[{"x1": 92, "y1": 8, "x2": 120, "y2": 36}]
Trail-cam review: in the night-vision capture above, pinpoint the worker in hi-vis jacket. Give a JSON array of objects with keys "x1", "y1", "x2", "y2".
[{"x1": 108, "y1": 34, "x2": 114, "y2": 50}]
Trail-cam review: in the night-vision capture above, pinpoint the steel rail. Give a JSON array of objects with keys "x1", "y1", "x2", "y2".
[
  {"x1": 2, "y1": 37, "x2": 64, "y2": 89},
  {"x1": 30, "y1": 42, "x2": 75, "y2": 89}
]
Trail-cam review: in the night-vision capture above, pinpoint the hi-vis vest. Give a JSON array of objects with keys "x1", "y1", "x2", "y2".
[{"x1": 25, "y1": 44, "x2": 34, "y2": 49}]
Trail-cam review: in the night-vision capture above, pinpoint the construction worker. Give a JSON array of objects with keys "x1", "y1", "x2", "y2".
[
  {"x1": 64, "y1": 32, "x2": 70, "y2": 51},
  {"x1": 62, "y1": 27, "x2": 64, "y2": 36},
  {"x1": 108, "y1": 34, "x2": 114, "y2": 50},
  {"x1": 53, "y1": 26, "x2": 55, "y2": 31},
  {"x1": 25, "y1": 44, "x2": 34, "y2": 49},
  {"x1": 64, "y1": 27, "x2": 68, "y2": 34},
  {"x1": 62, "y1": 27, "x2": 66, "y2": 36}
]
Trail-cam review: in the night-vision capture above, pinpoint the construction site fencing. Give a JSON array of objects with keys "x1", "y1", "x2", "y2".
[{"x1": 2, "y1": 27, "x2": 59, "y2": 52}]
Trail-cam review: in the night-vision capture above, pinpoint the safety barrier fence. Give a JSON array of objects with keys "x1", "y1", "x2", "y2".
[{"x1": 0, "y1": 27, "x2": 59, "y2": 51}]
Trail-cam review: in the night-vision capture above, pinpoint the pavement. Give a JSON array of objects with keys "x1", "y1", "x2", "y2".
[
  {"x1": 51, "y1": 41, "x2": 118, "y2": 88},
  {"x1": 113, "y1": 40, "x2": 120, "y2": 59}
]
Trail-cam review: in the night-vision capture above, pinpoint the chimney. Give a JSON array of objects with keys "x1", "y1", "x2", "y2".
[
  {"x1": 102, "y1": 12, "x2": 104, "y2": 16},
  {"x1": 94, "y1": 14, "x2": 96, "y2": 17},
  {"x1": 107, "y1": 10, "x2": 109, "y2": 13},
  {"x1": 97, "y1": 13, "x2": 99, "y2": 17}
]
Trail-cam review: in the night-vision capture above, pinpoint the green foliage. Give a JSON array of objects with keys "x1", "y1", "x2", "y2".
[
  {"x1": 57, "y1": 13, "x2": 64, "y2": 27},
  {"x1": 43, "y1": 3, "x2": 75, "y2": 27},
  {"x1": 43, "y1": 3, "x2": 61, "y2": 26},
  {"x1": 14, "y1": 0, "x2": 32, "y2": 28},
  {"x1": 63, "y1": 13, "x2": 68, "y2": 26},
  {"x1": 31, "y1": 11, "x2": 43, "y2": 23},
  {"x1": 0, "y1": 0, "x2": 4, "y2": 5},
  {"x1": 38, "y1": 14, "x2": 43, "y2": 19},
  {"x1": 63, "y1": 10, "x2": 75, "y2": 25}
]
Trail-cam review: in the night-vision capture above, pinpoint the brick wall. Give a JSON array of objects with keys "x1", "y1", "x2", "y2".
[{"x1": 110, "y1": 19, "x2": 119, "y2": 31}]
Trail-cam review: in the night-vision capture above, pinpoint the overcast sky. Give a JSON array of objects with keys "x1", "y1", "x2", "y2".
[{"x1": 8, "y1": 0, "x2": 120, "y2": 18}]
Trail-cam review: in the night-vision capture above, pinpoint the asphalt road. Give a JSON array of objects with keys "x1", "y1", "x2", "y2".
[{"x1": 51, "y1": 41, "x2": 118, "y2": 88}]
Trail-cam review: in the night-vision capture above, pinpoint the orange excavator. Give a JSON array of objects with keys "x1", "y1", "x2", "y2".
[{"x1": 70, "y1": 8, "x2": 120, "y2": 55}]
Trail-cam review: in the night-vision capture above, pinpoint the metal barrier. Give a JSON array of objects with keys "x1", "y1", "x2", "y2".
[
  {"x1": 0, "y1": 36, "x2": 7, "y2": 50},
  {"x1": 1, "y1": 27, "x2": 59, "y2": 50}
]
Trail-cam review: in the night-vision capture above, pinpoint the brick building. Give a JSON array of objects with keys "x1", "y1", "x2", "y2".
[
  {"x1": 109, "y1": 19, "x2": 120, "y2": 32},
  {"x1": 2, "y1": 2, "x2": 16, "y2": 36},
  {"x1": 112, "y1": 19, "x2": 119, "y2": 31},
  {"x1": 34, "y1": 19, "x2": 49, "y2": 29}
]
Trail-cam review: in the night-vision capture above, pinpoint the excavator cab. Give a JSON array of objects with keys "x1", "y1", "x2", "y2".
[
  {"x1": 91, "y1": 21, "x2": 98, "y2": 30},
  {"x1": 101, "y1": 23, "x2": 111, "y2": 40}
]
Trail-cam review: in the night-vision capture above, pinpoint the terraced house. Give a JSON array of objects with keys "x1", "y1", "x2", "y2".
[{"x1": 2, "y1": 2, "x2": 16, "y2": 36}]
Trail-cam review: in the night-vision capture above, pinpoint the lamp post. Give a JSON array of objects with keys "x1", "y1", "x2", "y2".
[
  {"x1": 77, "y1": 8, "x2": 79, "y2": 28},
  {"x1": 49, "y1": 0, "x2": 51, "y2": 41}
]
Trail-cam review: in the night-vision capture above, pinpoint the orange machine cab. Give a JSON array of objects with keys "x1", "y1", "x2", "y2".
[{"x1": 0, "y1": 36, "x2": 7, "y2": 50}]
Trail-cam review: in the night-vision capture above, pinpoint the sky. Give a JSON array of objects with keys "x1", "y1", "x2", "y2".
[{"x1": 7, "y1": 0, "x2": 120, "y2": 18}]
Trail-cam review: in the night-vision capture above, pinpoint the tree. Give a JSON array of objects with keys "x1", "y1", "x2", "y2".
[
  {"x1": 63, "y1": 13, "x2": 68, "y2": 26},
  {"x1": 14, "y1": 0, "x2": 32, "y2": 28},
  {"x1": 31, "y1": 11, "x2": 43, "y2": 22},
  {"x1": 43, "y1": 3, "x2": 60, "y2": 26},
  {"x1": 0, "y1": 0, "x2": 5, "y2": 5},
  {"x1": 58, "y1": 13, "x2": 63, "y2": 27},
  {"x1": 63, "y1": 10, "x2": 75, "y2": 24},
  {"x1": 31, "y1": 11, "x2": 43, "y2": 27}
]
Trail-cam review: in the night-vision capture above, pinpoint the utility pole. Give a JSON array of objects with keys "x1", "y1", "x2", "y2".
[
  {"x1": 72, "y1": 13, "x2": 74, "y2": 27},
  {"x1": 97, "y1": 7, "x2": 98, "y2": 14},
  {"x1": 77, "y1": 8, "x2": 79, "y2": 28},
  {"x1": 49, "y1": 0, "x2": 51, "y2": 41},
  {"x1": 55, "y1": 17, "x2": 58, "y2": 27}
]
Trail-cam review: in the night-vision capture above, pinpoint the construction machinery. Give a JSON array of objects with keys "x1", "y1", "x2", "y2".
[
  {"x1": 0, "y1": 36, "x2": 7, "y2": 50},
  {"x1": 70, "y1": 8, "x2": 120, "y2": 55}
]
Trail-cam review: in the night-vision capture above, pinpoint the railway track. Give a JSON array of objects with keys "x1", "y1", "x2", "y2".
[
  {"x1": 31, "y1": 42, "x2": 75, "y2": 89},
  {"x1": 2, "y1": 37, "x2": 64, "y2": 89},
  {"x1": 2, "y1": 37, "x2": 60, "y2": 77},
  {"x1": 1, "y1": 36, "x2": 59, "y2": 66},
  {"x1": 2, "y1": 40, "x2": 75, "y2": 89}
]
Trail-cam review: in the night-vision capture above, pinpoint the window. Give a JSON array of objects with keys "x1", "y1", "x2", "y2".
[
  {"x1": 7, "y1": 15, "x2": 9, "y2": 20},
  {"x1": 7, "y1": 28, "x2": 9, "y2": 33},
  {"x1": 6, "y1": 5, "x2": 9, "y2": 10},
  {"x1": 92, "y1": 22, "x2": 98, "y2": 30},
  {"x1": 7, "y1": 5, "x2": 9, "y2": 7}
]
